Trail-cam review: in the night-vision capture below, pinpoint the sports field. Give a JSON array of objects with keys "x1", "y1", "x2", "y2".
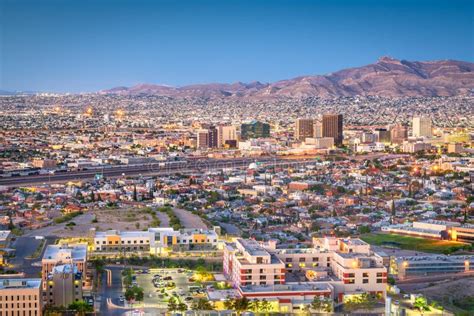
[{"x1": 360, "y1": 233, "x2": 471, "y2": 254}]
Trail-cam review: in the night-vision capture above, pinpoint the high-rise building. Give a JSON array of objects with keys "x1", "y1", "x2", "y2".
[
  {"x1": 322, "y1": 114, "x2": 343, "y2": 145},
  {"x1": 295, "y1": 118, "x2": 314, "y2": 142},
  {"x1": 42, "y1": 244, "x2": 87, "y2": 306},
  {"x1": 0, "y1": 279, "x2": 42, "y2": 316},
  {"x1": 240, "y1": 121, "x2": 270, "y2": 140},
  {"x1": 217, "y1": 125, "x2": 237, "y2": 148},
  {"x1": 374, "y1": 128, "x2": 391, "y2": 143},
  {"x1": 412, "y1": 116, "x2": 432, "y2": 138},
  {"x1": 47, "y1": 264, "x2": 83, "y2": 307},
  {"x1": 314, "y1": 121, "x2": 323, "y2": 138},
  {"x1": 196, "y1": 129, "x2": 210, "y2": 149},
  {"x1": 196, "y1": 126, "x2": 218, "y2": 149},
  {"x1": 390, "y1": 124, "x2": 408, "y2": 144}
]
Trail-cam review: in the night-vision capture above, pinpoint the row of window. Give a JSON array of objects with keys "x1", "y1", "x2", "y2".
[
  {"x1": 0, "y1": 311, "x2": 38, "y2": 316},
  {"x1": 0, "y1": 296, "x2": 37, "y2": 302},
  {"x1": 0, "y1": 303, "x2": 38, "y2": 308},
  {"x1": 284, "y1": 257, "x2": 331, "y2": 263}
]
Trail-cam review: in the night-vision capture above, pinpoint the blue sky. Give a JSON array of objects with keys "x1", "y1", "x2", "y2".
[{"x1": 1, "y1": 0, "x2": 473, "y2": 92}]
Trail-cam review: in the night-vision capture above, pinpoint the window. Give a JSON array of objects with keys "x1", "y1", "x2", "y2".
[
  {"x1": 363, "y1": 273, "x2": 369, "y2": 278},
  {"x1": 299, "y1": 258, "x2": 305, "y2": 262},
  {"x1": 363, "y1": 279, "x2": 369, "y2": 284},
  {"x1": 377, "y1": 278, "x2": 383, "y2": 283},
  {"x1": 347, "y1": 279, "x2": 355, "y2": 284},
  {"x1": 376, "y1": 272, "x2": 383, "y2": 277},
  {"x1": 348, "y1": 273, "x2": 355, "y2": 278},
  {"x1": 285, "y1": 258, "x2": 292, "y2": 263},
  {"x1": 259, "y1": 276, "x2": 266, "y2": 280},
  {"x1": 312, "y1": 257, "x2": 319, "y2": 262}
]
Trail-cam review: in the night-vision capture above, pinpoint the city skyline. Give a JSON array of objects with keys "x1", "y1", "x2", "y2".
[{"x1": 2, "y1": 0, "x2": 473, "y2": 92}]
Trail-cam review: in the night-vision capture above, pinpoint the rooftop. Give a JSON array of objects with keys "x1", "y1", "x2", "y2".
[
  {"x1": 43, "y1": 244, "x2": 87, "y2": 261},
  {"x1": 239, "y1": 282, "x2": 332, "y2": 293},
  {"x1": 0, "y1": 279, "x2": 41, "y2": 290}
]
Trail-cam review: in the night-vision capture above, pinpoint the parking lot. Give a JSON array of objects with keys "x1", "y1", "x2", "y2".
[{"x1": 135, "y1": 268, "x2": 209, "y2": 309}]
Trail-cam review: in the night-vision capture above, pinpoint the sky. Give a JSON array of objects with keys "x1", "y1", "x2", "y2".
[{"x1": 1, "y1": 0, "x2": 473, "y2": 93}]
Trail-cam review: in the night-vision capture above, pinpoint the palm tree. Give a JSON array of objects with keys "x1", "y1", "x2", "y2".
[
  {"x1": 413, "y1": 297, "x2": 431, "y2": 315},
  {"x1": 233, "y1": 297, "x2": 250, "y2": 315},
  {"x1": 68, "y1": 301, "x2": 93, "y2": 316}
]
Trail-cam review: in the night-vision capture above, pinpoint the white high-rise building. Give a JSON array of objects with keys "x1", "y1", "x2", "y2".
[{"x1": 412, "y1": 116, "x2": 432, "y2": 138}]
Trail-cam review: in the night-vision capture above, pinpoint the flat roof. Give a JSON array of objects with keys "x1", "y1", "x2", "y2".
[
  {"x1": 239, "y1": 282, "x2": 332, "y2": 293},
  {"x1": 0, "y1": 279, "x2": 41, "y2": 290},
  {"x1": 43, "y1": 244, "x2": 87, "y2": 261},
  {"x1": 0, "y1": 231, "x2": 10, "y2": 241}
]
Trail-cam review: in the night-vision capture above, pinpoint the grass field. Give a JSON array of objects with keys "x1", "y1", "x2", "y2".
[{"x1": 360, "y1": 233, "x2": 471, "y2": 254}]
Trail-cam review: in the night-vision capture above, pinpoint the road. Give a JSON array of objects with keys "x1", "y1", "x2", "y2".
[{"x1": 0, "y1": 154, "x2": 400, "y2": 187}]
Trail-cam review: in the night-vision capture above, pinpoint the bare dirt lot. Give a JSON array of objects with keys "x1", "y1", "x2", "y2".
[
  {"x1": 399, "y1": 277, "x2": 474, "y2": 314},
  {"x1": 172, "y1": 208, "x2": 207, "y2": 229},
  {"x1": 93, "y1": 207, "x2": 170, "y2": 231}
]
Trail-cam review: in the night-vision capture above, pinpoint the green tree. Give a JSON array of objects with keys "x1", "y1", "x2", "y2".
[
  {"x1": 413, "y1": 297, "x2": 430, "y2": 315},
  {"x1": 260, "y1": 298, "x2": 271, "y2": 313},
  {"x1": 167, "y1": 298, "x2": 178, "y2": 312},
  {"x1": 311, "y1": 296, "x2": 333, "y2": 312},
  {"x1": 191, "y1": 298, "x2": 214, "y2": 311},
  {"x1": 249, "y1": 299, "x2": 261, "y2": 312},
  {"x1": 223, "y1": 297, "x2": 234, "y2": 310},
  {"x1": 233, "y1": 297, "x2": 250, "y2": 315},
  {"x1": 68, "y1": 300, "x2": 93, "y2": 316},
  {"x1": 124, "y1": 285, "x2": 144, "y2": 302},
  {"x1": 177, "y1": 302, "x2": 187, "y2": 312}
]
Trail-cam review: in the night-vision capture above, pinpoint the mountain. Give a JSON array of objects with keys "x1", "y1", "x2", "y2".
[{"x1": 100, "y1": 57, "x2": 474, "y2": 99}]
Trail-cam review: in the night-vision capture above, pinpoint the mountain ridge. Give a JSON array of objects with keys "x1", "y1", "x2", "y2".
[{"x1": 99, "y1": 57, "x2": 474, "y2": 99}]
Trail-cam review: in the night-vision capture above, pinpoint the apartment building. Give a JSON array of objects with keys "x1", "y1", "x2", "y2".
[{"x1": 0, "y1": 279, "x2": 42, "y2": 316}]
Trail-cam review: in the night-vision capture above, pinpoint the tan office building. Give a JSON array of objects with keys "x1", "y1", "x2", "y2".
[
  {"x1": 0, "y1": 278, "x2": 42, "y2": 316},
  {"x1": 322, "y1": 114, "x2": 343, "y2": 145}
]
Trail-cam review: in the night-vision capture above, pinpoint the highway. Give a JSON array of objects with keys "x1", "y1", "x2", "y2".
[
  {"x1": 0, "y1": 153, "x2": 403, "y2": 187},
  {"x1": 0, "y1": 157, "x2": 312, "y2": 187}
]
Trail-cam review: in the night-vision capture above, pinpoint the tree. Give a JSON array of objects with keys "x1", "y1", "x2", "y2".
[
  {"x1": 167, "y1": 298, "x2": 178, "y2": 312},
  {"x1": 249, "y1": 299, "x2": 261, "y2": 312},
  {"x1": 124, "y1": 285, "x2": 144, "y2": 302},
  {"x1": 413, "y1": 297, "x2": 431, "y2": 314},
  {"x1": 223, "y1": 297, "x2": 234, "y2": 310},
  {"x1": 191, "y1": 298, "x2": 214, "y2": 311},
  {"x1": 233, "y1": 297, "x2": 250, "y2": 314},
  {"x1": 311, "y1": 296, "x2": 333, "y2": 312},
  {"x1": 68, "y1": 300, "x2": 93, "y2": 316},
  {"x1": 344, "y1": 293, "x2": 376, "y2": 312},
  {"x1": 177, "y1": 302, "x2": 187, "y2": 312},
  {"x1": 260, "y1": 298, "x2": 271, "y2": 313}
]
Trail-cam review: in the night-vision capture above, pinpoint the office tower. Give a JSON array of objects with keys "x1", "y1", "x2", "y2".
[
  {"x1": 197, "y1": 126, "x2": 218, "y2": 149},
  {"x1": 322, "y1": 114, "x2": 343, "y2": 145},
  {"x1": 217, "y1": 125, "x2": 237, "y2": 148},
  {"x1": 295, "y1": 118, "x2": 314, "y2": 141},
  {"x1": 314, "y1": 121, "x2": 323, "y2": 138},
  {"x1": 0, "y1": 279, "x2": 42, "y2": 316},
  {"x1": 374, "y1": 128, "x2": 391, "y2": 143},
  {"x1": 208, "y1": 126, "x2": 218, "y2": 148},
  {"x1": 240, "y1": 121, "x2": 270, "y2": 140},
  {"x1": 390, "y1": 124, "x2": 408, "y2": 144},
  {"x1": 361, "y1": 132, "x2": 377, "y2": 143},
  {"x1": 196, "y1": 129, "x2": 210, "y2": 149},
  {"x1": 412, "y1": 116, "x2": 432, "y2": 138}
]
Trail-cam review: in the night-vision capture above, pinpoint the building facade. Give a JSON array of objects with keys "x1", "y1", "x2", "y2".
[
  {"x1": 240, "y1": 121, "x2": 270, "y2": 140},
  {"x1": 322, "y1": 114, "x2": 343, "y2": 146},
  {"x1": 412, "y1": 116, "x2": 432, "y2": 138},
  {"x1": 295, "y1": 119, "x2": 314, "y2": 142},
  {"x1": 0, "y1": 279, "x2": 42, "y2": 316}
]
